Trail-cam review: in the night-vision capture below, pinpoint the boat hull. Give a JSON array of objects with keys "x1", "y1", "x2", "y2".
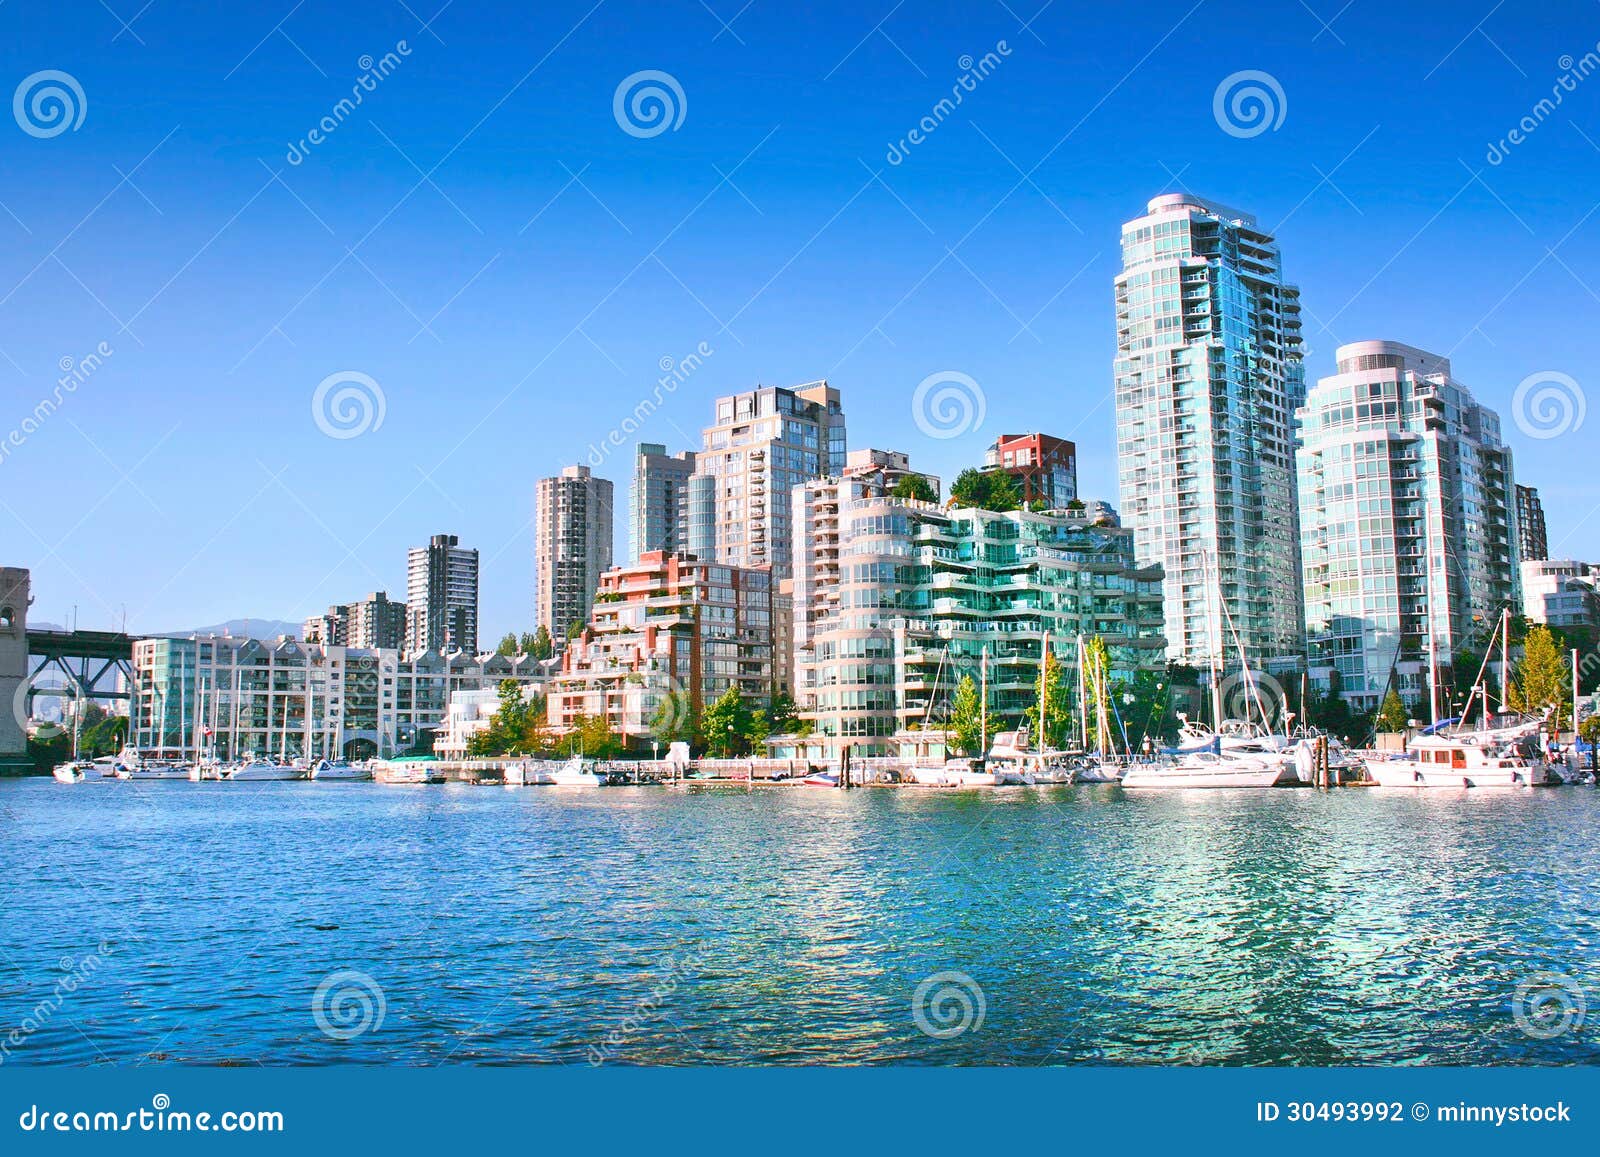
[
  {"x1": 118, "y1": 766, "x2": 190, "y2": 780},
  {"x1": 1368, "y1": 761, "x2": 1546, "y2": 788},
  {"x1": 225, "y1": 765, "x2": 304, "y2": 781},
  {"x1": 1121, "y1": 759, "x2": 1291, "y2": 789}
]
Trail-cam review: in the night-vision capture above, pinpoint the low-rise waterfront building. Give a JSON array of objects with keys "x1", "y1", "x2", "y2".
[
  {"x1": 547, "y1": 551, "x2": 775, "y2": 742},
  {"x1": 1521, "y1": 559, "x2": 1600, "y2": 632},
  {"x1": 792, "y1": 493, "x2": 1166, "y2": 759},
  {"x1": 129, "y1": 635, "x2": 543, "y2": 761},
  {"x1": 1298, "y1": 341, "x2": 1520, "y2": 712}
]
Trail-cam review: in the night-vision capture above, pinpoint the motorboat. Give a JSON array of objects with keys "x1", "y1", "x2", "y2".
[
  {"x1": 506, "y1": 756, "x2": 609, "y2": 786},
  {"x1": 1367, "y1": 735, "x2": 1552, "y2": 788},
  {"x1": 309, "y1": 759, "x2": 371, "y2": 781},
  {"x1": 801, "y1": 768, "x2": 839, "y2": 787},
  {"x1": 908, "y1": 758, "x2": 1002, "y2": 787},
  {"x1": 546, "y1": 755, "x2": 610, "y2": 786},
  {"x1": 376, "y1": 761, "x2": 442, "y2": 785},
  {"x1": 223, "y1": 759, "x2": 304, "y2": 781},
  {"x1": 52, "y1": 758, "x2": 118, "y2": 784},
  {"x1": 118, "y1": 762, "x2": 190, "y2": 780}
]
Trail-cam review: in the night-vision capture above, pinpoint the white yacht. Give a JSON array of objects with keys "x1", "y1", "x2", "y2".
[
  {"x1": 309, "y1": 759, "x2": 371, "y2": 782},
  {"x1": 224, "y1": 760, "x2": 304, "y2": 782},
  {"x1": 119, "y1": 762, "x2": 190, "y2": 780},
  {"x1": 52, "y1": 758, "x2": 118, "y2": 784},
  {"x1": 546, "y1": 755, "x2": 610, "y2": 786},
  {"x1": 505, "y1": 759, "x2": 555, "y2": 786},
  {"x1": 908, "y1": 758, "x2": 1002, "y2": 787},
  {"x1": 1121, "y1": 749, "x2": 1295, "y2": 789},
  {"x1": 1367, "y1": 735, "x2": 1551, "y2": 788}
]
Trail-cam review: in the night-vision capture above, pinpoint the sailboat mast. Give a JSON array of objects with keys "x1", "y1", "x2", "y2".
[
  {"x1": 1498, "y1": 606, "x2": 1510, "y2": 713},
  {"x1": 1039, "y1": 631, "x2": 1049, "y2": 755},
  {"x1": 1424, "y1": 495, "x2": 1441, "y2": 728},
  {"x1": 1076, "y1": 634, "x2": 1088, "y2": 750},
  {"x1": 979, "y1": 647, "x2": 988, "y2": 759}
]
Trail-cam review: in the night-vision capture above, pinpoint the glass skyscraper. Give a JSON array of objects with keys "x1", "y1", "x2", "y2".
[
  {"x1": 1298, "y1": 341, "x2": 1519, "y2": 712},
  {"x1": 1114, "y1": 194, "x2": 1306, "y2": 675}
]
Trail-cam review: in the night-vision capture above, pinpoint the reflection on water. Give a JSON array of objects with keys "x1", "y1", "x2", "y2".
[{"x1": 0, "y1": 780, "x2": 1596, "y2": 1065}]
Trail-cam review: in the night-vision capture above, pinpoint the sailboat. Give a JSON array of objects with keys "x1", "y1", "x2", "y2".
[
  {"x1": 1073, "y1": 635, "x2": 1127, "y2": 783},
  {"x1": 1122, "y1": 555, "x2": 1295, "y2": 789}
]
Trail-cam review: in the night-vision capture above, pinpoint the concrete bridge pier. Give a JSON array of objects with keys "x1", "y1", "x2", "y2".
[{"x1": 1, "y1": 567, "x2": 30, "y2": 774}]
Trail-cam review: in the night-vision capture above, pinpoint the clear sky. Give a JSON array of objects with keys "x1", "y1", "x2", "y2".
[{"x1": 3, "y1": 0, "x2": 1598, "y2": 639}]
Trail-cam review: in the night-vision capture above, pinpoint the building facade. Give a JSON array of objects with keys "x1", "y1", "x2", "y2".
[
  {"x1": 1515, "y1": 483, "x2": 1548, "y2": 563},
  {"x1": 1521, "y1": 559, "x2": 1599, "y2": 633},
  {"x1": 790, "y1": 449, "x2": 940, "y2": 697},
  {"x1": 406, "y1": 534, "x2": 480, "y2": 654},
  {"x1": 792, "y1": 495, "x2": 1166, "y2": 758},
  {"x1": 534, "y1": 466, "x2": 615, "y2": 639},
  {"x1": 1299, "y1": 342, "x2": 1520, "y2": 712},
  {"x1": 984, "y1": 432, "x2": 1078, "y2": 508},
  {"x1": 303, "y1": 590, "x2": 407, "y2": 650},
  {"x1": 0, "y1": 567, "x2": 28, "y2": 773},
  {"x1": 547, "y1": 551, "x2": 775, "y2": 741},
  {"x1": 629, "y1": 443, "x2": 696, "y2": 562},
  {"x1": 129, "y1": 635, "x2": 541, "y2": 761},
  {"x1": 1114, "y1": 193, "x2": 1306, "y2": 675},
  {"x1": 687, "y1": 381, "x2": 846, "y2": 578}
]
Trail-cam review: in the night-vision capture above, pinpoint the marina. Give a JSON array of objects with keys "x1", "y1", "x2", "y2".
[{"x1": 2, "y1": 776, "x2": 1596, "y2": 1066}]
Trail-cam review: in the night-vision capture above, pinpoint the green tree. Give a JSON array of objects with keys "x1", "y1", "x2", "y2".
[
  {"x1": 1116, "y1": 668, "x2": 1176, "y2": 748},
  {"x1": 1022, "y1": 650, "x2": 1074, "y2": 750},
  {"x1": 468, "y1": 679, "x2": 533, "y2": 755},
  {"x1": 1305, "y1": 673, "x2": 1361, "y2": 741},
  {"x1": 495, "y1": 632, "x2": 520, "y2": 656},
  {"x1": 948, "y1": 674, "x2": 998, "y2": 756},
  {"x1": 568, "y1": 714, "x2": 623, "y2": 759},
  {"x1": 948, "y1": 468, "x2": 1021, "y2": 512},
  {"x1": 1510, "y1": 625, "x2": 1571, "y2": 729},
  {"x1": 766, "y1": 691, "x2": 800, "y2": 734},
  {"x1": 1376, "y1": 689, "x2": 1409, "y2": 734},
  {"x1": 650, "y1": 690, "x2": 700, "y2": 747},
  {"x1": 890, "y1": 473, "x2": 937, "y2": 503},
  {"x1": 566, "y1": 620, "x2": 586, "y2": 641},
  {"x1": 528, "y1": 625, "x2": 554, "y2": 660},
  {"x1": 701, "y1": 687, "x2": 755, "y2": 757}
]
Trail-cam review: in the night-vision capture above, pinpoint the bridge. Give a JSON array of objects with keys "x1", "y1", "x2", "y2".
[{"x1": 25, "y1": 628, "x2": 135, "y2": 708}]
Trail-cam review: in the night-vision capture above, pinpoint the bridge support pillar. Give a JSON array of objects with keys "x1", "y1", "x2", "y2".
[{"x1": 1, "y1": 567, "x2": 30, "y2": 775}]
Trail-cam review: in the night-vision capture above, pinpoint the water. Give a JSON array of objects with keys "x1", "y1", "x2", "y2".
[{"x1": 1, "y1": 779, "x2": 1597, "y2": 1066}]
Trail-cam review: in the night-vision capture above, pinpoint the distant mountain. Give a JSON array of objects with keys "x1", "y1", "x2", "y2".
[{"x1": 158, "y1": 618, "x2": 302, "y2": 640}]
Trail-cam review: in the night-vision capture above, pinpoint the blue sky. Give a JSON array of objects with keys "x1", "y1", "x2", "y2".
[{"x1": 2, "y1": 0, "x2": 1598, "y2": 638}]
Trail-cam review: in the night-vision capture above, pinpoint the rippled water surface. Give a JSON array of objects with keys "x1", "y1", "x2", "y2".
[{"x1": 2, "y1": 779, "x2": 1597, "y2": 1065}]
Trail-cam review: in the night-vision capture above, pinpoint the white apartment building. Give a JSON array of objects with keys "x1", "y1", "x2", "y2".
[
  {"x1": 129, "y1": 635, "x2": 541, "y2": 761},
  {"x1": 686, "y1": 381, "x2": 846, "y2": 579},
  {"x1": 1114, "y1": 193, "x2": 1306, "y2": 675},
  {"x1": 1299, "y1": 341, "x2": 1520, "y2": 711}
]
